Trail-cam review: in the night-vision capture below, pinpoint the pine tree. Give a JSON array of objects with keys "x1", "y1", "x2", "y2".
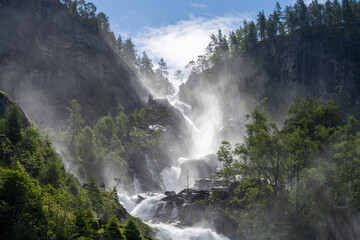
[
  {"x1": 309, "y1": 0, "x2": 323, "y2": 26},
  {"x1": 333, "y1": 0, "x2": 342, "y2": 24},
  {"x1": 295, "y1": 0, "x2": 309, "y2": 28},
  {"x1": 285, "y1": 6, "x2": 297, "y2": 32},
  {"x1": 87, "y1": 176, "x2": 103, "y2": 212},
  {"x1": 105, "y1": 216, "x2": 125, "y2": 239},
  {"x1": 323, "y1": 0, "x2": 334, "y2": 26},
  {"x1": 123, "y1": 218, "x2": 142, "y2": 240},
  {"x1": 122, "y1": 38, "x2": 137, "y2": 67},
  {"x1": 3, "y1": 105, "x2": 22, "y2": 145},
  {"x1": 342, "y1": 0, "x2": 354, "y2": 23},
  {"x1": 157, "y1": 58, "x2": 169, "y2": 77},
  {"x1": 257, "y1": 10, "x2": 267, "y2": 41},
  {"x1": 116, "y1": 34, "x2": 123, "y2": 54}
]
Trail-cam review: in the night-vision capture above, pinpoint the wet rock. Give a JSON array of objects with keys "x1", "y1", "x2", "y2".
[
  {"x1": 164, "y1": 191, "x2": 176, "y2": 196},
  {"x1": 136, "y1": 194, "x2": 145, "y2": 204}
]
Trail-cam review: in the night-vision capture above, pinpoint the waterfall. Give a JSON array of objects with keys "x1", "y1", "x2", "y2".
[
  {"x1": 117, "y1": 96, "x2": 228, "y2": 240},
  {"x1": 160, "y1": 166, "x2": 181, "y2": 192},
  {"x1": 133, "y1": 173, "x2": 140, "y2": 194}
]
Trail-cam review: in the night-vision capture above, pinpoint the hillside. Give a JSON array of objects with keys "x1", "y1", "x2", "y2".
[
  {"x1": 179, "y1": 25, "x2": 360, "y2": 124},
  {"x1": 0, "y1": 0, "x2": 149, "y2": 128},
  {"x1": 0, "y1": 91, "x2": 155, "y2": 239}
]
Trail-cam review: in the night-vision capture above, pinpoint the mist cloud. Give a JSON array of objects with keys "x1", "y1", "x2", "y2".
[{"x1": 134, "y1": 14, "x2": 252, "y2": 90}]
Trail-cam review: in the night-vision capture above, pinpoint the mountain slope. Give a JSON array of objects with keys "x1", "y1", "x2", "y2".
[
  {"x1": 179, "y1": 26, "x2": 360, "y2": 124},
  {"x1": 0, "y1": 0, "x2": 150, "y2": 128}
]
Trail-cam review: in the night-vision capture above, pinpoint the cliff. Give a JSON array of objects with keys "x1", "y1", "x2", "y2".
[
  {"x1": 0, "y1": 0, "x2": 150, "y2": 128},
  {"x1": 179, "y1": 26, "x2": 360, "y2": 122}
]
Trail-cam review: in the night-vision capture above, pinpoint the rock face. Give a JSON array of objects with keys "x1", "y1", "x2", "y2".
[
  {"x1": 0, "y1": 0, "x2": 149, "y2": 128},
  {"x1": 153, "y1": 189, "x2": 210, "y2": 221},
  {"x1": 179, "y1": 28, "x2": 360, "y2": 124}
]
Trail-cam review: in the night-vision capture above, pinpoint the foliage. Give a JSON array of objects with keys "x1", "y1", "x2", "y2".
[
  {"x1": 216, "y1": 97, "x2": 360, "y2": 239},
  {"x1": 123, "y1": 217, "x2": 142, "y2": 240},
  {"x1": 0, "y1": 105, "x2": 23, "y2": 145},
  {"x1": 189, "y1": 0, "x2": 360, "y2": 71},
  {"x1": 104, "y1": 216, "x2": 125, "y2": 239},
  {"x1": 0, "y1": 99, "x2": 152, "y2": 240}
]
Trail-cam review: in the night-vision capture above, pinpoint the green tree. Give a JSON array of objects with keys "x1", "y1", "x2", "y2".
[
  {"x1": 122, "y1": 38, "x2": 137, "y2": 67},
  {"x1": 323, "y1": 0, "x2": 334, "y2": 26},
  {"x1": 243, "y1": 21, "x2": 258, "y2": 50},
  {"x1": 285, "y1": 6, "x2": 297, "y2": 32},
  {"x1": 1, "y1": 105, "x2": 23, "y2": 145},
  {"x1": 333, "y1": 0, "x2": 342, "y2": 24},
  {"x1": 87, "y1": 176, "x2": 102, "y2": 212},
  {"x1": 266, "y1": 14, "x2": 277, "y2": 39},
  {"x1": 257, "y1": 10, "x2": 267, "y2": 41},
  {"x1": 234, "y1": 109, "x2": 287, "y2": 196},
  {"x1": 0, "y1": 170, "x2": 46, "y2": 239},
  {"x1": 116, "y1": 34, "x2": 123, "y2": 54},
  {"x1": 295, "y1": 0, "x2": 309, "y2": 28},
  {"x1": 65, "y1": 99, "x2": 84, "y2": 148},
  {"x1": 114, "y1": 105, "x2": 128, "y2": 139},
  {"x1": 217, "y1": 141, "x2": 238, "y2": 184},
  {"x1": 342, "y1": 0, "x2": 354, "y2": 23},
  {"x1": 156, "y1": 58, "x2": 169, "y2": 77},
  {"x1": 309, "y1": 0, "x2": 323, "y2": 26},
  {"x1": 123, "y1": 217, "x2": 142, "y2": 240},
  {"x1": 94, "y1": 115, "x2": 115, "y2": 148},
  {"x1": 105, "y1": 216, "x2": 125, "y2": 239},
  {"x1": 74, "y1": 210, "x2": 90, "y2": 237},
  {"x1": 78, "y1": 126, "x2": 96, "y2": 173}
]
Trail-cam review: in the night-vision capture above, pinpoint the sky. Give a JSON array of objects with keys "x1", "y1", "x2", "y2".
[{"x1": 90, "y1": 0, "x2": 296, "y2": 89}]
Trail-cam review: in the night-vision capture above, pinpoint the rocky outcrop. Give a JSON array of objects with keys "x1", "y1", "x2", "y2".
[
  {"x1": 152, "y1": 189, "x2": 210, "y2": 221},
  {"x1": 0, "y1": 0, "x2": 150, "y2": 128},
  {"x1": 0, "y1": 91, "x2": 31, "y2": 127}
]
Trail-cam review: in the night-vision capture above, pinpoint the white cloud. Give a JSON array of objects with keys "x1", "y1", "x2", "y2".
[
  {"x1": 191, "y1": 3, "x2": 207, "y2": 9},
  {"x1": 134, "y1": 14, "x2": 252, "y2": 90}
]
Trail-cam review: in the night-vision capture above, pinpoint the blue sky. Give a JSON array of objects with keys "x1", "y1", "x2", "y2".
[
  {"x1": 90, "y1": 0, "x2": 296, "y2": 89},
  {"x1": 91, "y1": 0, "x2": 295, "y2": 37}
]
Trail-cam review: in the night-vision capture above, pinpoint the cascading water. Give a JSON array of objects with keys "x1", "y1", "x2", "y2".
[
  {"x1": 117, "y1": 95, "x2": 228, "y2": 240},
  {"x1": 160, "y1": 166, "x2": 181, "y2": 192},
  {"x1": 133, "y1": 173, "x2": 140, "y2": 194},
  {"x1": 119, "y1": 192, "x2": 229, "y2": 240},
  {"x1": 151, "y1": 224, "x2": 229, "y2": 240}
]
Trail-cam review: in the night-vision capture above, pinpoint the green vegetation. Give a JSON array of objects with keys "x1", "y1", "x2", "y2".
[
  {"x1": 0, "y1": 104, "x2": 149, "y2": 239},
  {"x1": 188, "y1": 0, "x2": 360, "y2": 73},
  {"x1": 52, "y1": 100, "x2": 163, "y2": 186},
  {"x1": 215, "y1": 97, "x2": 360, "y2": 239},
  {"x1": 123, "y1": 218, "x2": 142, "y2": 240}
]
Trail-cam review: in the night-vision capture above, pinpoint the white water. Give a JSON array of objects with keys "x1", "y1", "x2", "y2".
[
  {"x1": 152, "y1": 223, "x2": 229, "y2": 240},
  {"x1": 160, "y1": 166, "x2": 181, "y2": 192},
  {"x1": 118, "y1": 193, "x2": 229, "y2": 240},
  {"x1": 118, "y1": 96, "x2": 228, "y2": 240},
  {"x1": 167, "y1": 95, "x2": 222, "y2": 158},
  {"x1": 133, "y1": 173, "x2": 140, "y2": 194},
  {"x1": 131, "y1": 193, "x2": 165, "y2": 220}
]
